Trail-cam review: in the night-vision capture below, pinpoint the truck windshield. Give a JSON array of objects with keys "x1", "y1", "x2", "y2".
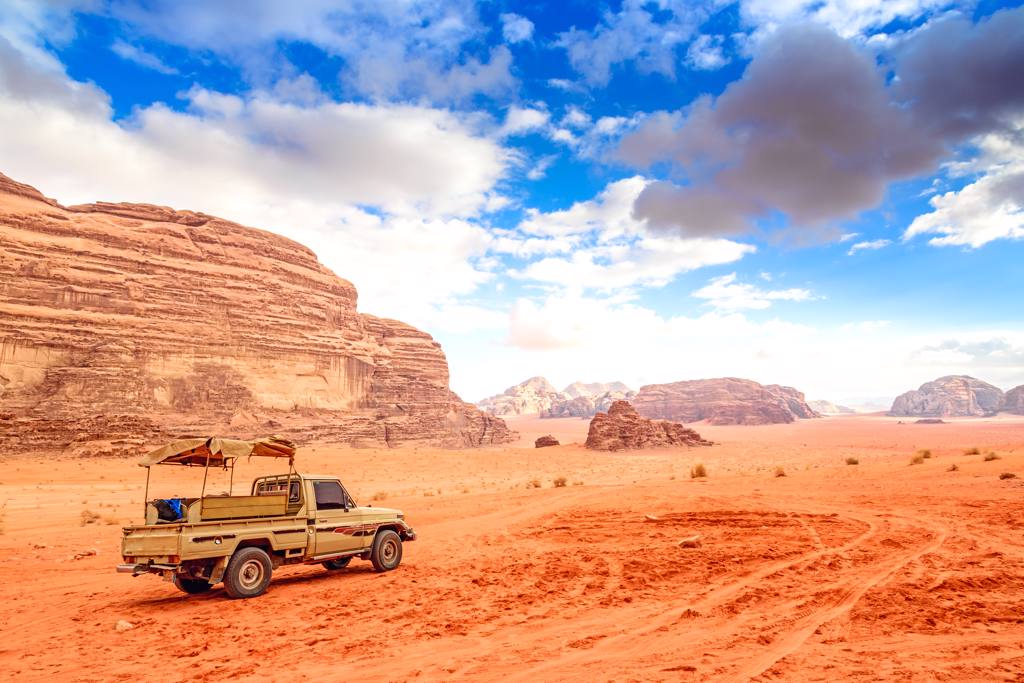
[{"x1": 313, "y1": 481, "x2": 346, "y2": 510}]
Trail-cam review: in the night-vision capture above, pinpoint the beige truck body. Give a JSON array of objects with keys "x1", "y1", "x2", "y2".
[{"x1": 118, "y1": 473, "x2": 415, "y2": 596}]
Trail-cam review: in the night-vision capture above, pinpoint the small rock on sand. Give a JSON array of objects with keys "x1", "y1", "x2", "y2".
[
  {"x1": 678, "y1": 535, "x2": 702, "y2": 548},
  {"x1": 115, "y1": 620, "x2": 134, "y2": 632}
]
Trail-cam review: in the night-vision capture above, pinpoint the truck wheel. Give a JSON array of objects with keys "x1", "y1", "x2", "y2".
[
  {"x1": 223, "y1": 547, "x2": 273, "y2": 599},
  {"x1": 172, "y1": 574, "x2": 213, "y2": 595},
  {"x1": 322, "y1": 557, "x2": 352, "y2": 570},
  {"x1": 370, "y1": 530, "x2": 402, "y2": 572}
]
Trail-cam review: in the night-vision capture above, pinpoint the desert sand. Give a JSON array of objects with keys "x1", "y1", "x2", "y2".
[{"x1": 1, "y1": 414, "x2": 1023, "y2": 681}]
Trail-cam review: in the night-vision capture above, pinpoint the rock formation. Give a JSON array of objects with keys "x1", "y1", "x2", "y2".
[
  {"x1": 889, "y1": 376, "x2": 1004, "y2": 417},
  {"x1": 1001, "y1": 385, "x2": 1024, "y2": 415},
  {"x1": 631, "y1": 378, "x2": 819, "y2": 425},
  {"x1": 0, "y1": 172, "x2": 514, "y2": 454},
  {"x1": 808, "y1": 400, "x2": 856, "y2": 415},
  {"x1": 534, "y1": 435, "x2": 559, "y2": 448},
  {"x1": 477, "y1": 377, "x2": 634, "y2": 418},
  {"x1": 585, "y1": 400, "x2": 711, "y2": 451}
]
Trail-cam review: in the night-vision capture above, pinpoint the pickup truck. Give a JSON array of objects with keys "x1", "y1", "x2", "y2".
[{"x1": 117, "y1": 438, "x2": 415, "y2": 599}]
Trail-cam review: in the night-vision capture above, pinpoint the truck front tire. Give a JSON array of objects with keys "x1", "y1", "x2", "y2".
[
  {"x1": 223, "y1": 547, "x2": 273, "y2": 599},
  {"x1": 172, "y1": 574, "x2": 213, "y2": 595},
  {"x1": 370, "y1": 529, "x2": 402, "y2": 572}
]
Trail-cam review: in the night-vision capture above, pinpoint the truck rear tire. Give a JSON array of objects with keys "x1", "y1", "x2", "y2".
[
  {"x1": 322, "y1": 557, "x2": 352, "y2": 570},
  {"x1": 370, "y1": 529, "x2": 402, "y2": 572},
  {"x1": 172, "y1": 574, "x2": 213, "y2": 595},
  {"x1": 223, "y1": 547, "x2": 273, "y2": 599}
]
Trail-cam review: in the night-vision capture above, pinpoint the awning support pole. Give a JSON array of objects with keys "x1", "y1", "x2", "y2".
[
  {"x1": 200, "y1": 450, "x2": 211, "y2": 500},
  {"x1": 228, "y1": 459, "x2": 235, "y2": 496},
  {"x1": 143, "y1": 466, "x2": 151, "y2": 519}
]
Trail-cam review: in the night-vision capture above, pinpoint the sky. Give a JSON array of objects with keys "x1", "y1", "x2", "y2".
[{"x1": 1, "y1": 0, "x2": 1022, "y2": 407}]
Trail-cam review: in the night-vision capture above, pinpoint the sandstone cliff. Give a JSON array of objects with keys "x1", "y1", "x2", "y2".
[
  {"x1": 808, "y1": 400, "x2": 856, "y2": 415},
  {"x1": 0, "y1": 172, "x2": 514, "y2": 453},
  {"x1": 585, "y1": 400, "x2": 711, "y2": 451},
  {"x1": 1003, "y1": 385, "x2": 1024, "y2": 415},
  {"x1": 476, "y1": 376, "x2": 564, "y2": 416},
  {"x1": 889, "y1": 375, "x2": 1004, "y2": 418},
  {"x1": 631, "y1": 377, "x2": 819, "y2": 425},
  {"x1": 478, "y1": 377, "x2": 635, "y2": 418}
]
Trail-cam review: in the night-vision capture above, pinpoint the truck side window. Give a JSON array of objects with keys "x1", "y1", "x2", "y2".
[
  {"x1": 313, "y1": 481, "x2": 346, "y2": 510},
  {"x1": 289, "y1": 481, "x2": 300, "y2": 503}
]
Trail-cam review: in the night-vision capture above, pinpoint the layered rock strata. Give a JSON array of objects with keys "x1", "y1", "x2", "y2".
[
  {"x1": 585, "y1": 401, "x2": 711, "y2": 451},
  {"x1": 0, "y1": 172, "x2": 514, "y2": 453},
  {"x1": 889, "y1": 376, "x2": 1004, "y2": 418},
  {"x1": 1003, "y1": 385, "x2": 1024, "y2": 415},
  {"x1": 632, "y1": 378, "x2": 819, "y2": 425}
]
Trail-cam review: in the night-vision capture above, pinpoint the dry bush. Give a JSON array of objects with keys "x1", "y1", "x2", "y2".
[
  {"x1": 103, "y1": 515, "x2": 120, "y2": 525},
  {"x1": 372, "y1": 491, "x2": 387, "y2": 501},
  {"x1": 553, "y1": 476, "x2": 568, "y2": 488},
  {"x1": 774, "y1": 467, "x2": 786, "y2": 478},
  {"x1": 910, "y1": 454, "x2": 925, "y2": 465},
  {"x1": 917, "y1": 449, "x2": 932, "y2": 459},
  {"x1": 984, "y1": 452, "x2": 1001, "y2": 461},
  {"x1": 964, "y1": 447, "x2": 981, "y2": 455},
  {"x1": 422, "y1": 490, "x2": 434, "y2": 497},
  {"x1": 948, "y1": 464, "x2": 959, "y2": 472},
  {"x1": 690, "y1": 463, "x2": 707, "y2": 479},
  {"x1": 572, "y1": 480, "x2": 584, "y2": 486},
  {"x1": 845, "y1": 457, "x2": 859, "y2": 465},
  {"x1": 1000, "y1": 472, "x2": 1017, "y2": 480},
  {"x1": 80, "y1": 509, "x2": 101, "y2": 526},
  {"x1": 527, "y1": 479, "x2": 541, "y2": 489}
]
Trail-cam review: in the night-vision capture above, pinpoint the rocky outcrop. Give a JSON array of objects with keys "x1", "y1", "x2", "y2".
[
  {"x1": 477, "y1": 377, "x2": 634, "y2": 417},
  {"x1": 0, "y1": 172, "x2": 514, "y2": 453},
  {"x1": 535, "y1": 435, "x2": 559, "y2": 448},
  {"x1": 631, "y1": 378, "x2": 819, "y2": 425},
  {"x1": 889, "y1": 376, "x2": 1004, "y2": 418},
  {"x1": 1002, "y1": 385, "x2": 1024, "y2": 415},
  {"x1": 808, "y1": 400, "x2": 856, "y2": 415},
  {"x1": 585, "y1": 401, "x2": 711, "y2": 451}
]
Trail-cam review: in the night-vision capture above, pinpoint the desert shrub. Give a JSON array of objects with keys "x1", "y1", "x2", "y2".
[
  {"x1": 845, "y1": 457, "x2": 859, "y2": 465},
  {"x1": 527, "y1": 479, "x2": 541, "y2": 489},
  {"x1": 80, "y1": 509, "x2": 101, "y2": 526},
  {"x1": 422, "y1": 491, "x2": 434, "y2": 497},
  {"x1": 372, "y1": 491, "x2": 387, "y2": 501},
  {"x1": 984, "y1": 452, "x2": 1000, "y2": 462},
  {"x1": 572, "y1": 480, "x2": 584, "y2": 486},
  {"x1": 964, "y1": 447, "x2": 980, "y2": 455},
  {"x1": 910, "y1": 454, "x2": 924, "y2": 465},
  {"x1": 999, "y1": 472, "x2": 1017, "y2": 480},
  {"x1": 553, "y1": 476, "x2": 567, "y2": 488},
  {"x1": 774, "y1": 467, "x2": 786, "y2": 477},
  {"x1": 917, "y1": 449, "x2": 932, "y2": 459},
  {"x1": 690, "y1": 463, "x2": 707, "y2": 479},
  {"x1": 947, "y1": 464, "x2": 959, "y2": 472}
]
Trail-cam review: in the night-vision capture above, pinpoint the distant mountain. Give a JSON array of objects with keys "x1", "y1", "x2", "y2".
[
  {"x1": 632, "y1": 377, "x2": 819, "y2": 425},
  {"x1": 808, "y1": 400, "x2": 857, "y2": 415},
  {"x1": 889, "y1": 375, "x2": 1004, "y2": 417},
  {"x1": 1004, "y1": 385, "x2": 1024, "y2": 415},
  {"x1": 477, "y1": 378, "x2": 634, "y2": 417}
]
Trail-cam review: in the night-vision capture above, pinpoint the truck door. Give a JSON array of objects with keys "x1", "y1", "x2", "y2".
[{"x1": 311, "y1": 480, "x2": 365, "y2": 558}]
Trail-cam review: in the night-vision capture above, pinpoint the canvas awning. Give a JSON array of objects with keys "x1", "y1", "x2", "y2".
[{"x1": 139, "y1": 436, "x2": 296, "y2": 467}]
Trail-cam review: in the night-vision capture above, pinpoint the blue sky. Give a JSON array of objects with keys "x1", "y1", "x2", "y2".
[{"x1": 1, "y1": 0, "x2": 1022, "y2": 406}]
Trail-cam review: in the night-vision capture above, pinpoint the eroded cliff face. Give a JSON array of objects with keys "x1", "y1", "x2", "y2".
[
  {"x1": 0, "y1": 172, "x2": 513, "y2": 453},
  {"x1": 631, "y1": 377, "x2": 820, "y2": 425}
]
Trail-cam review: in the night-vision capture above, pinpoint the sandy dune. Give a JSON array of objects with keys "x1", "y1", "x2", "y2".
[{"x1": 2, "y1": 415, "x2": 1023, "y2": 681}]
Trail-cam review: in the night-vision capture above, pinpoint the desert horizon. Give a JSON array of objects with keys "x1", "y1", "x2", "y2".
[{"x1": 2, "y1": 1, "x2": 1023, "y2": 681}]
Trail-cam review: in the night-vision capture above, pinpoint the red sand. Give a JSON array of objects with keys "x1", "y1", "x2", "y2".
[{"x1": 1, "y1": 414, "x2": 1023, "y2": 681}]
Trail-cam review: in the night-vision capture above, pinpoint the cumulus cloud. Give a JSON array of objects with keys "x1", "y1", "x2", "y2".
[
  {"x1": 500, "y1": 12, "x2": 534, "y2": 43},
  {"x1": 103, "y1": 0, "x2": 514, "y2": 103},
  {"x1": 692, "y1": 273, "x2": 815, "y2": 310},
  {"x1": 739, "y1": 0, "x2": 952, "y2": 39},
  {"x1": 847, "y1": 238, "x2": 892, "y2": 255},
  {"x1": 618, "y1": 10, "x2": 1024, "y2": 241},
  {"x1": 556, "y1": 0, "x2": 710, "y2": 85},
  {"x1": 686, "y1": 34, "x2": 727, "y2": 70},
  {"x1": 499, "y1": 106, "x2": 550, "y2": 137}
]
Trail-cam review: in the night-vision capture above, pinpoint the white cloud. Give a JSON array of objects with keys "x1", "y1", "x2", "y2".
[
  {"x1": 739, "y1": 0, "x2": 952, "y2": 39},
  {"x1": 500, "y1": 12, "x2": 534, "y2": 43},
  {"x1": 499, "y1": 105, "x2": 550, "y2": 137},
  {"x1": 692, "y1": 273, "x2": 815, "y2": 310},
  {"x1": 904, "y1": 127, "x2": 1024, "y2": 247},
  {"x1": 686, "y1": 34, "x2": 727, "y2": 70},
  {"x1": 526, "y1": 154, "x2": 557, "y2": 181},
  {"x1": 110, "y1": 39, "x2": 178, "y2": 74},
  {"x1": 847, "y1": 238, "x2": 892, "y2": 255},
  {"x1": 562, "y1": 106, "x2": 591, "y2": 129},
  {"x1": 839, "y1": 232, "x2": 860, "y2": 242}
]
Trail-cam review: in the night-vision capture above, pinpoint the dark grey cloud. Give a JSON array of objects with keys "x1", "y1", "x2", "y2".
[{"x1": 619, "y1": 8, "x2": 1024, "y2": 238}]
